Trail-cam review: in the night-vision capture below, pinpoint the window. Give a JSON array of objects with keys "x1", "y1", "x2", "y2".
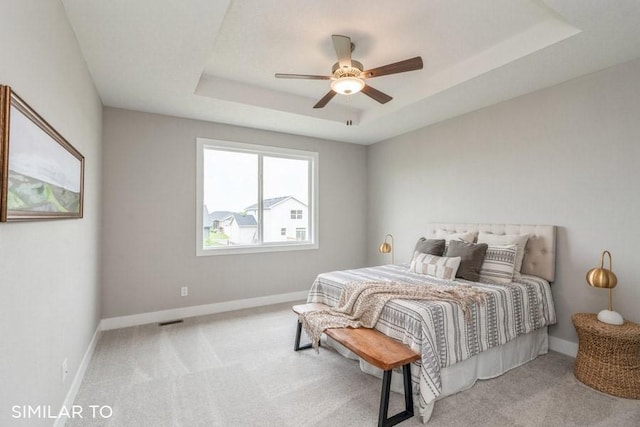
[
  {"x1": 296, "y1": 228, "x2": 306, "y2": 241},
  {"x1": 196, "y1": 138, "x2": 318, "y2": 255}
]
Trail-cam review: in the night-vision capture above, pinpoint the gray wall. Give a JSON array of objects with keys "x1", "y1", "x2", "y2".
[
  {"x1": 0, "y1": 1, "x2": 103, "y2": 425},
  {"x1": 367, "y1": 58, "x2": 640, "y2": 343},
  {"x1": 101, "y1": 108, "x2": 367, "y2": 318}
]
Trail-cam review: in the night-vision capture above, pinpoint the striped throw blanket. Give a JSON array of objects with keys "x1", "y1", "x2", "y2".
[{"x1": 300, "y1": 281, "x2": 487, "y2": 351}]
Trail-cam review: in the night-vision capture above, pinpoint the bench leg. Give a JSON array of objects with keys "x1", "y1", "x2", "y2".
[
  {"x1": 294, "y1": 320, "x2": 319, "y2": 351},
  {"x1": 378, "y1": 364, "x2": 414, "y2": 427}
]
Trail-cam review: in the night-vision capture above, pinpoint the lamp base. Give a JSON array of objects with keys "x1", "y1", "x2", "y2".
[{"x1": 597, "y1": 310, "x2": 624, "y2": 325}]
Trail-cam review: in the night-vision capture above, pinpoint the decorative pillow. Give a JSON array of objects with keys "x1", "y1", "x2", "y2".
[
  {"x1": 444, "y1": 240, "x2": 488, "y2": 282},
  {"x1": 479, "y1": 244, "x2": 518, "y2": 284},
  {"x1": 477, "y1": 232, "x2": 529, "y2": 278},
  {"x1": 414, "y1": 238, "x2": 445, "y2": 256},
  {"x1": 435, "y1": 230, "x2": 477, "y2": 244},
  {"x1": 410, "y1": 252, "x2": 461, "y2": 280}
]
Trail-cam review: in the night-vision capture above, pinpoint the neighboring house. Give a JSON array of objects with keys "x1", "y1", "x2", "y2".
[
  {"x1": 204, "y1": 196, "x2": 307, "y2": 245},
  {"x1": 245, "y1": 196, "x2": 308, "y2": 242},
  {"x1": 208, "y1": 210, "x2": 233, "y2": 231},
  {"x1": 203, "y1": 207, "x2": 234, "y2": 241},
  {"x1": 220, "y1": 213, "x2": 257, "y2": 245}
]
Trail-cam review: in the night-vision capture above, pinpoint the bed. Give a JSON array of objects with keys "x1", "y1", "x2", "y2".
[{"x1": 305, "y1": 223, "x2": 557, "y2": 423}]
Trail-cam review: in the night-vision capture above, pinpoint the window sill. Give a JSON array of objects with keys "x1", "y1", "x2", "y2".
[{"x1": 196, "y1": 242, "x2": 319, "y2": 256}]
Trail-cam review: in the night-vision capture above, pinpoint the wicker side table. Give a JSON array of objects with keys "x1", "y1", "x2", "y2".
[{"x1": 572, "y1": 313, "x2": 640, "y2": 399}]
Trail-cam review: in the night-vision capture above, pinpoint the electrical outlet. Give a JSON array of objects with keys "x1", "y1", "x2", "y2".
[
  {"x1": 62, "y1": 358, "x2": 68, "y2": 384},
  {"x1": 181, "y1": 286, "x2": 188, "y2": 297}
]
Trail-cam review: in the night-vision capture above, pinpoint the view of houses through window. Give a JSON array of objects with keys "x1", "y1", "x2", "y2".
[
  {"x1": 199, "y1": 140, "x2": 317, "y2": 251},
  {"x1": 204, "y1": 195, "x2": 308, "y2": 246}
]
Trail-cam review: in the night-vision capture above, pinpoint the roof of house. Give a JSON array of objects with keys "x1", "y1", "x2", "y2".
[
  {"x1": 209, "y1": 210, "x2": 233, "y2": 221},
  {"x1": 224, "y1": 213, "x2": 257, "y2": 227},
  {"x1": 245, "y1": 196, "x2": 306, "y2": 211}
]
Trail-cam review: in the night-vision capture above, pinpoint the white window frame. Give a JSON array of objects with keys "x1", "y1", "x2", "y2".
[{"x1": 196, "y1": 138, "x2": 319, "y2": 256}]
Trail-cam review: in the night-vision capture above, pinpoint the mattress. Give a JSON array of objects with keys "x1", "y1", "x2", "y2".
[{"x1": 306, "y1": 264, "x2": 556, "y2": 422}]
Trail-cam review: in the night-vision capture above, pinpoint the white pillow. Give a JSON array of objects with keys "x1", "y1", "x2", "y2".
[
  {"x1": 434, "y1": 230, "x2": 477, "y2": 244},
  {"x1": 410, "y1": 251, "x2": 461, "y2": 280},
  {"x1": 477, "y1": 232, "x2": 529, "y2": 278},
  {"x1": 479, "y1": 244, "x2": 518, "y2": 284}
]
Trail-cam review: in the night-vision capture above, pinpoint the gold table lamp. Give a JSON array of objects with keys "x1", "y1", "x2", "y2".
[
  {"x1": 586, "y1": 250, "x2": 623, "y2": 325},
  {"x1": 378, "y1": 234, "x2": 394, "y2": 265}
]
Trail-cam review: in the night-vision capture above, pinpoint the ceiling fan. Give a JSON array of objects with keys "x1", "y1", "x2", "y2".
[{"x1": 275, "y1": 35, "x2": 423, "y2": 109}]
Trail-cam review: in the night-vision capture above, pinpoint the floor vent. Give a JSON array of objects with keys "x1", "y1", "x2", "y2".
[{"x1": 158, "y1": 319, "x2": 184, "y2": 327}]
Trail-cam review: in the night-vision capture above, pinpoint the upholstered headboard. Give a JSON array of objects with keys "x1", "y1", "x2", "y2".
[{"x1": 424, "y1": 223, "x2": 557, "y2": 282}]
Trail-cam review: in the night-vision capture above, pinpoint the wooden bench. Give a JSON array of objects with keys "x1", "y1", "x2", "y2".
[
  {"x1": 292, "y1": 302, "x2": 328, "y2": 351},
  {"x1": 293, "y1": 303, "x2": 420, "y2": 427}
]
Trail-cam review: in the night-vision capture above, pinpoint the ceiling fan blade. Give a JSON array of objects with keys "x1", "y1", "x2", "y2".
[
  {"x1": 361, "y1": 85, "x2": 393, "y2": 104},
  {"x1": 313, "y1": 91, "x2": 337, "y2": 109},
  {"x1": 275, "y1": 73, "x2": 331, "y2": 80},
  {"x1": 362, "y1": 56, "x2": 423, "y2": 79},
  {"x1": 332, "y1": 35, "x2": 352, "y2": 69}
]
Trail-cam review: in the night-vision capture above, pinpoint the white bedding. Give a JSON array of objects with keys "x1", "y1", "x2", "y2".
[
  {"x1": 330, "y1": 326, "x2": 548, "y2": 423},
  {"x1": 306, "y1": 264, "x2": 556, "y2": 423}
]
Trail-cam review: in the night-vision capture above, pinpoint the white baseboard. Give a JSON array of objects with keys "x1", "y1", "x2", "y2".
[
  {"x1": 548, "y1": 335, "x2": 578, "y2": 357},
  {"x1": 54, "y1": 325, "x2": 101, "y2": 427},
  {"x1": 100, "y1": 290, "x2": 308, "y2": 331}
]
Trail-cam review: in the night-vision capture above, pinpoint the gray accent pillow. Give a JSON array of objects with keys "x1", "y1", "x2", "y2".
[
  {"x1": 444, "y1": 240, "x2": 488, "y2": 282},
  {"x1": 414, "y1": 238, "x2": 445, "y2": 256}
]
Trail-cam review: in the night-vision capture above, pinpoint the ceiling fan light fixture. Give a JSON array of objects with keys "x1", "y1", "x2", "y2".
[
  {"x1": 276, "y1": 35, "x2": 422, "y2": 108},
  {"x1": 331, "y1": 77, "x2": 365, "y2": 95}
]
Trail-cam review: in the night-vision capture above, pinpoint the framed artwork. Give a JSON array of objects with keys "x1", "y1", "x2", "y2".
[{"x1": 0, "y1": 85, "x2": 84, "y2": 221}]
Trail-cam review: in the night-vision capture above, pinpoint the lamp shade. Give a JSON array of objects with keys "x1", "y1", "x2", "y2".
[
  {"x1": 586, "y1": 250, "x2": 617, "y2": 289},
  {"x1": 378, "y1": 234, "x2": 394, "y2": 264},
  {"x1": 586, "y1": 267, "x2": 617, "y2": 289},
  {"x1": 330, "y1": 77, "x2": 365, "y2": 95}
]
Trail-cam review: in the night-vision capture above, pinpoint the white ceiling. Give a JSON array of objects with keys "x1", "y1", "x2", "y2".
[{"x1": 61, "y1": 0, "x2": 640, "y2": 145}]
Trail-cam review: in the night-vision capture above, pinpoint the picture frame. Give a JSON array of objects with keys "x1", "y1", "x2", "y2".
[{"x1": 0, "y1": 85, "x2": 84, "y2": 221}]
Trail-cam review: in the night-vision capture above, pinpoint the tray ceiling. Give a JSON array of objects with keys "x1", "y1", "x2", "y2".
[{"x1": 62, "y1": 0, "x2": 640, "y2": 144}]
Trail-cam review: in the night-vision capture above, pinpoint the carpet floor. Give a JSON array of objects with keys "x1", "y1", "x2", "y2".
[{"x1": 69, "y1": 302, "x2": 640, "y2": 426}]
